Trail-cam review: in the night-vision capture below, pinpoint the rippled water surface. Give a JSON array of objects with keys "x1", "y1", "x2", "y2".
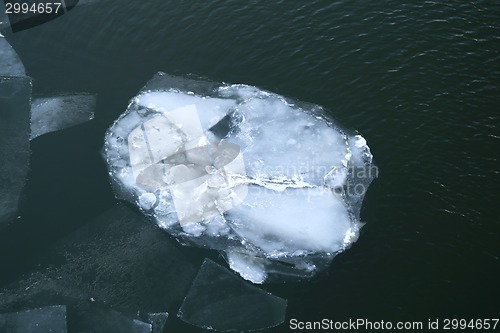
[{"x1": 1, "y1": 0, "x2": 499, "y2": 331}]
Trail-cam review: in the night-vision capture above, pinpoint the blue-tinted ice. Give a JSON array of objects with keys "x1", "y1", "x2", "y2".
[
  {"x1": 68, "y1": 305, "x2": 151, "y2": 333},
  {"x1": 0, "y1": 305, "x2": 67, "y2": 333},
  {"x1": 0, "y1": 76, "x2": 31, "y2": 229},
  {"x1": 178, "y1": 259, "x2": 287, "y2": 332},
  {"x1": 0, "y1": 11, "x2": 8, "y2": 30},
  {"x1": 147, "y1": 312, "x2": 168, "y2": 333},
  {"x1": 0, "y1": 37, "x2": 95, "y2": 229},
  {"x1": 30, "y1": 94, "x2": 96, "y2": 139},
  {"x1": 103, "y1": 72, "x2": 376, "y2": 283},
  {"x1": 0, "y1": 36, "x2": 26, "y2": 76}
]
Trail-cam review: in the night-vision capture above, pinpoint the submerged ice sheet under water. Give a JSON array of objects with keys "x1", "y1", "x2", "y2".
[
  {"x1": 0, "y1": 305, "x2": 67, "y2": 333},
  {"x1": 103, "y1": 73, "x2": 376, "y2": 283},
  {"x1": 178, "y1": 259, "x2": 287, "y2": 332},
  {"x1": 30, "y1": 93, "x2": 96, "y2": 140},
  {"x1": 0, "y1": 77, "x2": 31, "y2": 229}
]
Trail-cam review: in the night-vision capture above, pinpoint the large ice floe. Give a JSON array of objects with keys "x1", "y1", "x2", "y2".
[{"x1": 103, "y1": 73, "x2": 376, "y2": 283}]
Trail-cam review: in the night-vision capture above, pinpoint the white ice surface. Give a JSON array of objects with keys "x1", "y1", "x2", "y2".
[
  {"x1": 227, "y1": 96, "x2": 349, "y2": 183},
  {"x1": 227, "y1": 186, "x2": 351, "y2": 256},
  {"x1": 135, "y1": 91, "x2": 236, "y2": 131},
  {"x1": 226, "y1": 251, "x2": 268, "y2": 284},
  {"x1": 104, "y1": 76, "x2": 375, "y2": 283}
]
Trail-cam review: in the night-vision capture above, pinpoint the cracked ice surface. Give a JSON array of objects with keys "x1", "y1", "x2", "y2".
[{"x1": 103, "y1": 72, "x2": 376, "y2": 283}]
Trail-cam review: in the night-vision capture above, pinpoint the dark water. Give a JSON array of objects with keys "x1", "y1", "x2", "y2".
[{"x1": 1, "y1": 0, "x2": 499, "y2": 331}]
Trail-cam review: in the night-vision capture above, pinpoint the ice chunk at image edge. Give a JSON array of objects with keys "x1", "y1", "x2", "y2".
[
  {"x1": 0, "y1": 305, "x2": 67, "y2": 333},
  {"x1": 0, "y1": 36, "x2": 30, "y2": 228},
  {"x1": 0, "y1": 303, "x2": 165, "y2": 333},
  {"x1": 0, "y1": 9, "x2": 8, "y2": 30},
  {"x1": 69, "y1": 304, "x2": 152, "y2": 333},
  {"x1": 0, "y1": 36, "x2": 26, "y2": 76},
  {"x1": 0, "y1": 76, "x2": 31, "y2": 229},
  {"x1": 103, "y1": 72, "x2": 376, "y2": 283}
]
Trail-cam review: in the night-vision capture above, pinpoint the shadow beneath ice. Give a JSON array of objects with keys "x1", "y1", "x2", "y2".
[{"x1": 0, "y1": 120, "x2": 115, "y2": 286}]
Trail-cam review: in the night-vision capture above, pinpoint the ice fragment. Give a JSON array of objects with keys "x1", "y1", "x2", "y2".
[
  {"x1": 30, "y1": 93, "x2": 96, "y2": 139},
  {"x1": 0, "y1": 36, "x2": 26, "y2": 76},
  {"x1": 0, "y1": 305, "x2": 67, "y2": 333},
  {"x1": 146, "y1": 312, "x2": 168, "y2": 333},
  {"x1": 178, "y1": 259, "x2": 287, "y2": 332},
  {"x1": 0, "y1": 76, "x2": 31, "y2": 229},
  {"x1": 68, "y1": 304, "x2": 151, "y2": 333}
]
